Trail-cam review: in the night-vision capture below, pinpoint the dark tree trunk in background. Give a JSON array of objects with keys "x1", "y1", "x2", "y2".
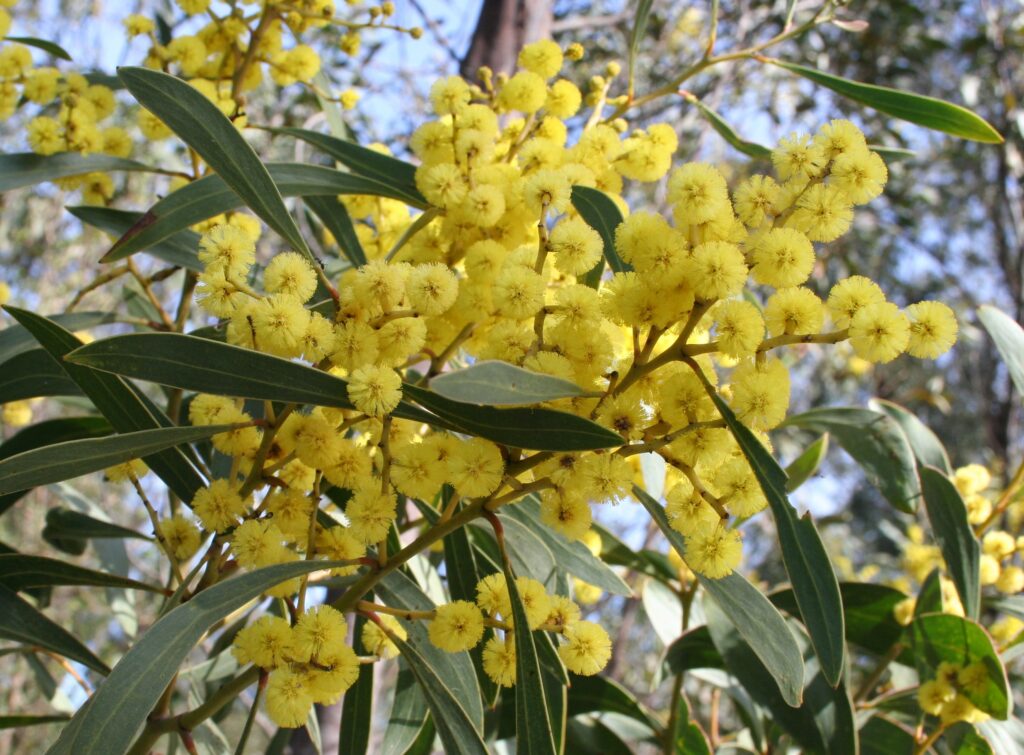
[{"x1": 461, "y1": 0, "x2": 555, "y2": 79}]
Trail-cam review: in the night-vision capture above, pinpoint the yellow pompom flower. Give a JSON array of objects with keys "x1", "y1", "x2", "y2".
[
  {"x1": 549, "y1": 216, "x2": 603, "y2": 276},
  {"x1": 251, "y1": 295, "x2": 310, "y2": 358},
  {"x1": 731, "y1": 358, "x2": 791, "y2": 430},
  {"x1": 167, "y1": 36, "x2": 208, "y2": 76},
  {"x1": 429, "y1": 75, "x2": 470, "y2": 115},
  {"x1": 666, "y1": 480, "x2": 720, "y2": 537},
  {"x1": 27, "y1": 117, "x2": 64, "y2": 155},
  {"x1": 362, "y1": 614, "x2": 406, "y2": 659},
  {"x1": 849, "y1": 301, "x2": 909, "y2": 363},
  {"x1": 407, "y1": 263, "x2": 459, "y2": 315},
  {"x1": 713, "y1": 300, "x2": 764, "y2": 358},
  {"x1": 265, "y1": 252, "x2": 318, "y2": 302},
  {"x1": 685, "y1": 241, "x2": 748, "y2": 301},
  {"x1": 558, "y1": 620, "x2": 611, "y2": 676},
  {"x1": 733, "y1": 175, "x2": 781, "y2": 227},
  {"x1": 750, "y1": 228, "x2": 815, "y2": 289},
  {"x1": 232, "y1": 615, "x2": 293, "y2": 669},
  {"x1": 575, "y1": 453, "x2": 633, "y2": 504},
  {"x1": 265, "y1": 668, "x2": 314, "y2": 728},
  {"x1": 904, "y1": 301, "x2": 957, "y2": 358},
  {"x1": 493, "y1": 266, "x2": 546, "y2": 319},
  {"x1": 787, "y1": 184, "x2": 853, "y2": 242},
  {"x1": 346, "y1": 487, "x2": 397, "y2": 545},
  {"x1": 714, "y1": 458, "x2": 767, "y2": 518},
  {"x1": 830, "y1": 148, "x2": 888, "y2": 205},
  {"x1": 668, "y1": 163, "x2": 730, "y2": 225},
  {"x1": 428, "y1": 600, "x2": 486, "y2": 652},
  {"x1": 518, "y1": 39, "x2": 563, "y2": 79},
  {"x1": 458, "y1": 184, "x2": 506, "y2": 227},
  {"x1": 231, "y1": 519, "x2": 286, "y2": 569},
  {"x1": 104, "y1": 458, "x2": 149, "y2": 483},
  {"x1": 482, "y1": 636, "x2": 517, "y2": 687},
  {"x1": 499, "y1": 71, "x2": 547, "y2": 113},
  {"x1": 390, "y1": 442, "x2": 447, "y2": 502},
  {"x1": 512, "y1": 577, "x2": 553, "y2": 629},
  {"x1": 291, "y1": 605, "x2": 349, "y2": 664},
  {"x1": 157, "y1": 515, "x2": 202, "y2": 561},
  {"x1": 347, "y1": 365, "x2": 403, "y2": 417},
  {"x1": 685, "y1": 526, "x2": 743, "y2": 578},
  {"x1": 192, "y1": 479, "x2": 250, "y2": 532},
  {"x1": 546, "y1": 79, "x2": 582, "y2": 119},
  {"x1": 124, "y1": 14, "x2": 155, "y2": 36},
  {"x1": 177, "y1": 0, "x2": 212, "y2": 14},
  {"x1": 476, "y1": 572, "x2": 511, "y2": 617},
  {"x1": 317, "y1": 526, "x2": 366, "y2": 576},
  {"x1": 449, "y1": 438, "x2": 505, "y2": 497},
  {"x1": 539, "y1": 490, "x2": 593, "y2": 541},
  {"x1": 305, "y1": 644, "x2": 361, "y2": 705},
  {"x1": 772, "y1": 132, "x2": 826, "y2": 181},
  {"x1": 827, "y1": 275, "x2": 886, "y2": 328},
  {"x1": 198, "y1": 224, "x2": 256, "y2": 277},
  {"x1": 523, "y1": 168, "x2": 572, "y2": 215},
  {"x1": 764, "y1": 287, "x2": 825, "y2": 336}
]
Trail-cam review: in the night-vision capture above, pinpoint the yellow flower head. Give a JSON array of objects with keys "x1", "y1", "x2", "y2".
[
  {"x1": 347, "y1": 365, "x2": 403, "y2": 417},
  {"x1": 558, "y1": 620, "x2": 611, "y2": 676},
  {"x1": 483, "y1": 636, "x2": 517, "y2": 687},
  {"x1": 192, "y1": 479, "x2": 250, "y2": 532},
  {"x1": 428, "y1": 600, "x2": 485, "y2": 652}
]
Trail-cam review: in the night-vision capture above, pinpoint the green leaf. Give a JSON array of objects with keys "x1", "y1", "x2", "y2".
[
  {"x1": 687, "y1": 97, "x2": 772, "y2": 158},
  {"x1": 339, "y1": 615, "x2": 374, "y2": 755},
  {"x1": 784, "y1": 434, "x2": 828, "y2": 492},
  {"x1": 3, "y1": 36, "x2": 72, "y2": 60},
  {"x1": 42, "y1": 507, "x2": 150, "y2": 548},
  {"x1": 939, "y1": 723, "x2": 994, "y2": 755},
  {"x1": 0, "y1": 348, "x2": 83, "y2": 404},
  {"x1": 628, "y1": 0, "x2": 655, "y2": 90},
  {"x1": 304, "y1": 195, "x2": 368, "y2": 267},
  {"x1": 265, "y1": 127, "x2": 424, "y2": 206},
  {"x1": 564, "y1": 717, "x2": 634, "y2": 755},
  {"x1": 0, "y1": 554, "x2": 161, "y2": 593},
  {"x1": 979, "y1": 306, "x2": 1024, "y2": 398},
  {"x1": 912, "y1": 612, "x2": 1011, "y2": 719},
  {"x1": 503, "y1": 497, "x2": 631, "y2": 596},
  {"x1": 871, "y1": 398, "x2": 952, "y2": 474},
  {"x1": 489, "y1": 516, "x2": 556, "y2": 586},
  {"x1": 46, "y1": 560, "x2": 351, "y2": 755},
  {"x1": 0, "y1": 310, "x2": 116, "y2": 364},
  {"x1": 709, "y1": 393, "x2": 845, "y2": 687},
  {"x1": 67, "y1": 206, "x2": 201, "y2": 271},
  {"x1": 571, "y1": 185, "x2": 631, "y2": 274},
  {"x1": 117, "y1": 67, "x2": 310, "y2": 259},
  {"x1": 503, "y1": 560, "x2": 557, "y2": 755},
  {"x1": 0, "y1": 152, "x2": 156, "y2": 193},
  {"x1": 0, "y1": 584, "x2": 109, "y2": 674},
  {"x1": 671, "y1": 693, "x2": 712, "y2": 755},
  {"x1": 662, "y1": 626, "x2": 726, "y2": 675},
  {"x1": 633, "y1": 484, "x2": 804, "y2": 706},
  {"x1": 430, "y1": 361, "x2": 585, "y2": 406},
  {"x1": 768, "y1": 59, "x2": 1003, "y2": 143},
  {"x1": 380, "y1": 661, "x2": 430, "y2": 755},
  {"x1": 0, "y1": 715, "x2": 71, "y2": 730},
  {"x1": 643, "y1": 578, "x2": 683, "y2": 646},
  {"x1": 0, "y1": 424, "x2": 235, "y2": 495},
  {"x1": 4, "y1": 308, "x2": 208, "y2": 503},
  {"x1": 566, "y1": 674, "x2": 661, "y2": 734},
  {"x1": 403, "y1": 383, "x2": 623, "y2": 451},
  {"x1": 783, "y1": 406, "x2": 921, "y2": 512},
  {"x1": 859, "y1": 715, "x2": 917, "y2": 755},
  {"x1": 920, "y1": 467, "x2": 981, "y2": 620},
  {"x1": 102, "y1": 163, "x2": 419, "y2": 264}
]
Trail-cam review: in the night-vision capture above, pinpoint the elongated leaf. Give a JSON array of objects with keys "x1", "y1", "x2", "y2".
[
  {"x1": 118, "y1": 67, "x2": 310, "y2": 259},
  {"x1": 380, "y1": 662, "x2": 430, "y2": 755},
  {"x1": 920, "y1": 466, "x2": 981, "y2": 620},
  {"x1": 671, "y1": 693, "x2": 712, "y2": 755},
  {"x1": 0, "y1": 348, "x2": 83, "y2": 403},
  {"x1": 5, "y1": 308, "x2": 208, "y2": 503},
  {"x1": 0, "y1": 310, "x2": 116, "y2": 364},
  {"x1": 633, "y1": 484, "x2": 804, "y2": 706},
  {"x1": 46, "y1": 560, "x2": 351, "y2": 755},
  {"x1": 488, "y1": 516, "x2": 556, "y2": 586},
  {"x1": 979, "y1": 306, "x2": 1024, "y2": 398},
  {"x1": 503, "y1": 497, "x2": 631, "y2": 596},
  {"x1": 0, "y1": 554, "x2": 160, "y2": 593},
  {"x1": 783, "y1": 406, "x2": 921, "y2": 512},
  {"x1": 339, "y1": 615, "x2": 374, "y2": 755},
  {"x1": 403, "y1": 383, "x2": 623, "y2": 452},
  {"x1": 430, "y1": 361, "x2": 584, "y2": 406},
  {"x1": 769, "y1": 59, "x2": 1003, "y2": 143},
  {"x1": 304, "y1": 195, "x2": 367, "y2": 267},
  {"x1": 662, "y1": 626, "x2": 725, "y2": 675},
  {"x1": 0, "y1": 153, "x2": 155, "y2": 193},
  {"x1": 0, "y1": 584, "x2": 109, "y2": 674},
  {"x1": 710, "y1": 393, "x2": 845, "y2": 687},
  {"x1": 0, "y1": 424, "x2": 234, "y2": 495},
  {"x1": 566, "y1": 674, "x2": 661, "y2": 734},
  {"x1": 503, "y1": 561, "x2": 557, "y2": 755},
  {"x1": 0, "y1": 715, "x2": 71, "y2": 730},
  {"x1": 784, "y1": 434, "x2": 828, "y2": 492},
  {"x1": 103, "y1": 163, "x2": 419, "y2": 264},
  {"x1": 266, "y1": 127, "x2": 424, "y2": 205},
  {"x1": 42, "y1": 508, "x2": 149, "y2": 542},
  {"x1": 688, "y1": 97, "x2": 772, "y2": 158},
  {"x1": 3, "y1": 36, "x2": 72, "y2": 60},
  {"x1": 860, "y1": 715, "x2": 917, "y2": 755},
  {"x1": 67, "y1": 206, "x2": 201, "y2": 271},
  {"x1": 571, "y1": 185, "x2": 631, "y2": 274},
  {"x1": 871, "y1": 398, "x2": 952, "y2": 474},
  {"x1": 912, "y1": 613, "x2": 1010, "y2": 719}
]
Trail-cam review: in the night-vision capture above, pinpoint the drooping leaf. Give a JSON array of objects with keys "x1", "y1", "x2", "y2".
[
  {"x1": 978, "y1": 306, "x2": 1024, "y2": 398},
  {"x1": 117, "y1": 67, "x2": 311, "y2": 259},
  {"x1": 4, "y1": 308, "x2": 208, "y2": 503},
  {"x1": 0, "y1": 584, "x2": 109, "y2": 675},
  {"x1": 429, "y1": 361, "x2": 585, "y2": 406},
  {"x1": 0, "y1": 424, "x2": 235, "y2": 495},
  {"x1": 565, "y1": 674, "x2": 661, "y2": 735},
  {"x1": 403, "y1": 383, "x2": 623, "y2": 452},
  {"x1": 489, "y1": 516, "x2": 556, "y2": 586},
  {"x1": 41, "y1": 508, "x2": 150, "y2": 543},
  {"x1": 628, "y1": 0, "x2": 656, "y2": 87},
  {"x1": 871, "y1": 398, "x2": 952, "y2": 474},
  {"x1": 783, "y1": 406, "x2": 921, "y2": 512},
  {"x1": 687, "y1": 97, "x2": 772, "y2": 158},
  {"x1": 784, "y1": 433, "x2": 829, "y2": 492},
  {"x1": 709, "y1": 393, "x2": 845, "y2": 687},
  {"x1": 912, "y1": 612, "x2": 1011, "y2": 719},
  {"x1": 920, "y1": 466, "x2": 981, "y2": 620},
  {"x1": 304, "y1": 195, "x2": 368, "y2": 267},
  {"x1": 3, "y1": 36, "x2": 72, "y2": 60},
  {"x1": 379, "y1": 661, "x2": 430, "y2": 755},
  {"x1": 0, "y1": 348, "x2": 83, "y2": 404},
  {"x1": 571, "y1": 185, "x2": 631, "y2": 274},
  {"x1": 339, "y1": 615, "x2": 374, "y2": 755},
  {"x1": 265, "y1": 126, "x2": 424, "y2": 206},
  {"x1": 662, "y1": 626, "x2": 726, "y2": 676},
  {"x1": 0, "y1": 310, "x2": 117, "y2": 364},
  {"x1": 633, "y1": 484, "x2": 804, "y2": 706},
  {"x1": 859, "y1": 714, "x2": 917, "y2": 755},
  {"x1": 46, "y1": 560, "x2": 352, "y2": 755},
  {"x1": 103, "y1": 162, "x2": 422, "y2": 264},
  {"x1": 67, "y1": 206, "x2": 201, "y2": 271},
  {"x1": 0, "y1": 715, "x2": 72, "y2": 730},
  {"x1": 0, "y1": 153, "x2": 155, "y2": 193},
  {"x1": 0, "y1": 554, "x2": 161, "y2": 593},
  {"x1": 503, "y1": 560, "x2": 557, "y2": 755},
  {"x1": 768, "y1": 59, "x2": 1003, "y2": 143}
]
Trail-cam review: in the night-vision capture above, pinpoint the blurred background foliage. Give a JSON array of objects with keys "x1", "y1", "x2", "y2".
[{"x1": 1, "y1": 1, "x2": 1022, "y2": 751}]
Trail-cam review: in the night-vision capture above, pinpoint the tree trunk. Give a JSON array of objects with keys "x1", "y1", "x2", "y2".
[{"x1": 460, "y1": 0, "x2": 555, "y2": 79}]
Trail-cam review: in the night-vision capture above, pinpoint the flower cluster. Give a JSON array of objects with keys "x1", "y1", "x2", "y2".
[{"x1": 917, "y1": 661, "x2": 991, "y2": 726}]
